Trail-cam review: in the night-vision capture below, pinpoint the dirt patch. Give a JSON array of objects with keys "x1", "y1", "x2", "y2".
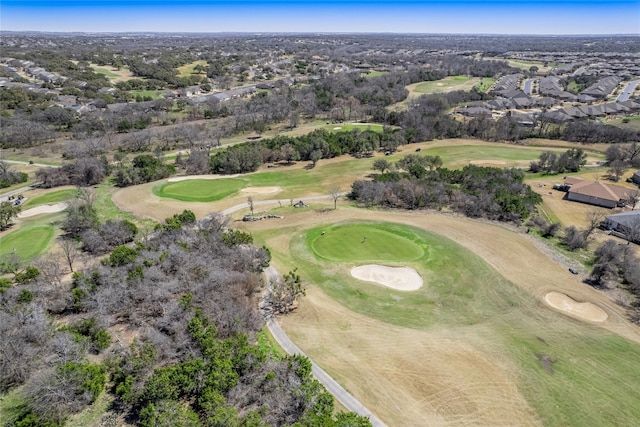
[
  {"x1": 350, "y1": 265, "x2": 423, "y2": 291},
  {"x1": 18, "y1": 203, "x2": 67, "y2": 218},
  {"x1": 240, "y1": 186, "x2": 282, "y2": 195},
  {"x1": 545, "y1": 292, "x2": 608, "y2": 322}
]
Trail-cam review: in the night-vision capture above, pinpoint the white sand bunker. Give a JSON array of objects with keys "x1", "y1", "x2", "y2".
[
  {"x1": 240, "y1": 186, "x2": 282, "y2": 194},
  {"x1": 18, "y1": 203, "x2": 67, "y2": 218},
  {"x1": 351, "y1": 265, "x2": 423, "y2": 291},
  {"x1": 545, "y1": 292, "x2": 608, "y2": 322},
  {"x1": 469, "y1": 160, "x2": 507, "y2": 166}
]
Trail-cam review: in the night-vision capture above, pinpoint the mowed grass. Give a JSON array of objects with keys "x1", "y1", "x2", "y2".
[
  {"x1": 422, "y1": 144, "x2": 566, "y2": 167},
  {"x1": 92, "y1": 66, "x2": 120, "y2": 79},
  {"x1": 413, "y1": 75, "x2": 478, "y2": 94},
  {"x1": 23, "y1": 188, "x2": 76, "y2": 208},
  {"x1": 130, "y1": 89, "x2": 164, "y2": 100},
  {"x1": 474, "y1": 77, "x2": 496, "y2": 93},
  {"x1": 0, "y1": 222, "x2": 56, "y2": 260},
  {"x1": 153, "y1": 178, "x2": 245, "y2": 202},
  {"x1": 309, "y1": 223, "x2": 424, "y2": 263},
  {"x1": 259, "y1": 219, "x2": 640, "y2": 426},
  {"x1": 364, "y1": 71, "x2": 388, "y2": 78},
  {"x1": 177, "y1": 60, "x2": 208, "y2": 77},
  {"x1": 322, "y1": 123, "x2": 386, "y2": 133},
  {"x1": 286, "y1": 220, "x2": 524, "y2": 329}
]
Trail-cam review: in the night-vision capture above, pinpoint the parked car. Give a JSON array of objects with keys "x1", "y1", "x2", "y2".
[{"x1": 569, "y1": 267, "x2": 578, "y2": 275}]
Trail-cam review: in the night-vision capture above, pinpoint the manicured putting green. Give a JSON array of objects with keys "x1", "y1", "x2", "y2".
[
  {"x1": 154, "y1": 178, "x2": 245, "y2": 202},
  {"x1": 309, "y1": 223, "x2": 424, "y2": 263},
  {"x1": 0, "y1": 225, "x2": 55, "y2": 260}
]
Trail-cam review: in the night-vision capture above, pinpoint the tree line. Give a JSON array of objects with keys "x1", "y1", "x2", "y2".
[
  {"x1": 351, "y1": 157, "x2": 542, "y2": 224},
  {"x1": 0, "y1": 213, "x2": 371, "y2": 426}
]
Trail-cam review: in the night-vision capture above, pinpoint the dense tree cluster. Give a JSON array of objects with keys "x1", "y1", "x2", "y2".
[
  {"x1": 0, "y1": 160, "x2": 28, "y2": 189},
  {"x1": 529, "y1": 148, "x2": 587, "y2": 174},
  {"x1": 0, "y1": 214, "x2": 369, "y2": 426},
  {"x1": 113, "y1": 154, "x2": 175, "y2": 187},
  {"x1": 589, "y1": 241, "x2": 640, "y2": 320},
  {"x1": 351, "y1": 160, "x2": 541, "y2": 223}
]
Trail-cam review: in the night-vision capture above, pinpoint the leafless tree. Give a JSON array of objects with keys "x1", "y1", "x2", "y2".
[
  {"x1": 584, "y1": 208, "x2": 606, "y2": 239},
  {"x1": 35, "y1": 255, "x2": 64, "y2": 287},
  {"x1": 184, "y1": 149, "x2": 210, "y2": 175},
  {"x1": 608, "y1": 159, "x2": 627, "y2": 182},
  {"x1": 329, "y1": 187, "x2": 342, "y2": 210},
  {"x1": 58, "y1": 238, "x2": 80, "y2": 273},
  {"x1": 625, "y1": 191, "x2": 640, "y2": 210},
  {"x1": 624, "y1": 216, "x2": 640, "y2": 245},
  {"x1": 122, "y1": 129, "x2": 152, "y2": 152},
  {"x1": 247, "y1": 196, "x2": 255, "y2": 215}
]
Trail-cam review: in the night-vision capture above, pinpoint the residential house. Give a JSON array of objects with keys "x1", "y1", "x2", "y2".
[
  {"x1": 602, "y1": 210, "x2": 640, "y2": 242},
  {"x1": 180, "y1": 86, "x2": 202, "y2": 97},
  {"x1": 564, "y1": 177, "x2": 638, "y2": 208},
  {"x1": 581, "y1": 76, "x2": 620, "y2": 98},
  {"x1": 632, "y1": 170, "x2": 640, "y2": 186}
]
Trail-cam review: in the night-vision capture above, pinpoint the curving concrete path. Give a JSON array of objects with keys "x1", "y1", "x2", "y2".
[
  {"x1": 263, "y1": 266, "x2": 387, "y2": 427},
  {"x1": 221, "y1": 198, "x2": 387, "y2": 426}
]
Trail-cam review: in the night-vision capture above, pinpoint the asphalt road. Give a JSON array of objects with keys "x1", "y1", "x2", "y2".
[
  {"x1": 523, "y1": 78, "x2": 536, "y2": 95},
  {"x1": 617, "y1": 79, "x2": 640, "y2": 102}
]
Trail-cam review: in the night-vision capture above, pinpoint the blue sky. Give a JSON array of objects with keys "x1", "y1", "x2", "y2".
[{"x1": 2, "y1": 1, "x2": 639, "y2": 34}]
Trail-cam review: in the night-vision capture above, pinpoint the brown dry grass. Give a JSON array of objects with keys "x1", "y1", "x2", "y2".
[{"x1": 238, "y1": 206, "x2": 640, "y2": 426}]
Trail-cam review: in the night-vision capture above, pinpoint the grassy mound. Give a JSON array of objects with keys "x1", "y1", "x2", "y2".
[
  {"x1": 308, "y1": 222, "x2": 425, "y2": 263},
  {"x1": 153, "y1": 178, "x2": 245, "y2": 202}
]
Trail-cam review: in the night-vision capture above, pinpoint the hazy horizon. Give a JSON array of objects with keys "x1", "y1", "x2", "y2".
[{"x1": 2, "y1": 1, "x2": 639, "y2": 35}]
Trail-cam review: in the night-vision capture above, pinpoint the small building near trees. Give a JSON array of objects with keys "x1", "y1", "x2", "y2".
[{"x1": 564, "y1": 177, "x2": 638, "y2": 209}]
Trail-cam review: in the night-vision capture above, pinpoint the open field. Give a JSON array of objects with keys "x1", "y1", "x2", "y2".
[
  {"x1": 88, "y1": 63, "x2": 135, "y2": 82},
  {"x1": 474, "y1": 77, "x2": 496, "y2": 93},
  {"x1": 484, "y1": 57, "x2": 555, "y2": 73},
  {"x1": 130, "y1": 89, "x2": 164, "y2": 100},
  {"x1": 607, "y1": 115, "x2": 640, "y2": 132},
  {"x1": 410, "y1": 75, "x2": 480, "y2": 95},
  {"x1": 239, "y1": 207, "x2": 640, "y2": 427},
  {"x1": 322, "y1": 123, "x2": 387, "y2": 133},
  {"x1": 177, "y1": 60, "x2": 208, "y2": 77},
  {"x1": 364, "y1": 71, "x2": 388, "y2": 78}
]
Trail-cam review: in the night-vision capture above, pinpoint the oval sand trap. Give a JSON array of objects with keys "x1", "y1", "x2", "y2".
[
  {"x1": 240, "y1": 186, "x2": 282, "y2": 194},
  {"x1": 18, "y1": 203, "x2": 67, "y2": 218},
  {"x1": 545, "y1": 292, "x2": 608, "y2": 322},
  {"x1": 351, "y1": 265, "x2": 423, "y2": 291}
]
